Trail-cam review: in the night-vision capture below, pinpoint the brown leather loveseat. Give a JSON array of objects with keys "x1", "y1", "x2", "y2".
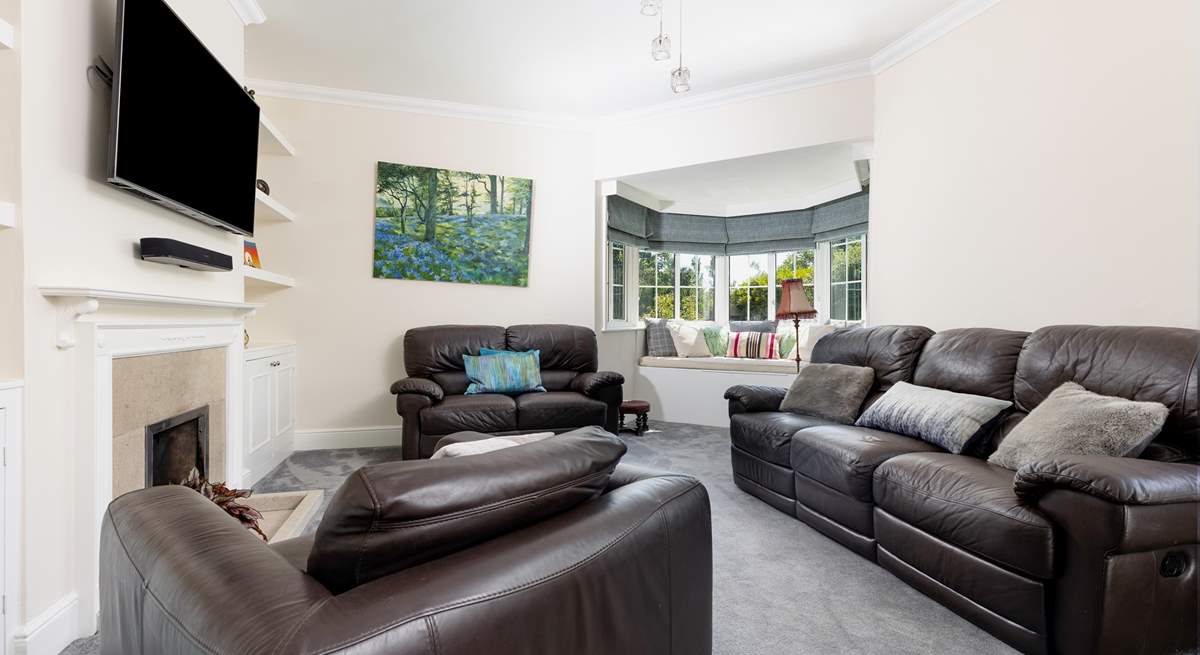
[
  {"x1": 391, "y1": 324, "x2": 625, "y2": 459},
  {"x1": 725, "y1": 325, "x2": 1199, "y2": 655},
  {"x1": 100, "y1": 428, "x2": 712, "y2": 654}
]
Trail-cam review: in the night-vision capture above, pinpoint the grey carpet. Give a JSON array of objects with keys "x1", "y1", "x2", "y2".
[{"x1": 63, "y1": 421, "x2": 1014, "y2": 655}]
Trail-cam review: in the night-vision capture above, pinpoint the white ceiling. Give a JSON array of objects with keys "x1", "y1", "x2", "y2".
[
  {"x1": 616, "y1": 141, "x2": 867, "y2": 215},
  {"x1": 245, "y1": 0, "x2": 958, "y2": 117}
]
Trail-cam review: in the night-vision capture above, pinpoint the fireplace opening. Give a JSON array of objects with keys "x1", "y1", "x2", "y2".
[{"x1": 145, "y1": 405, "x2": 209, "y2": 487}]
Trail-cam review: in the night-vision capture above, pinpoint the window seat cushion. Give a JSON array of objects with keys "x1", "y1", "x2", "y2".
[{"x1": 640, "y1": 355, "x2": 797, "y2": 374}]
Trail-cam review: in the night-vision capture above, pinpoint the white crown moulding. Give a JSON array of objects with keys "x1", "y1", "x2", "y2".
[
  {"x1": 248, "y1": 0, "x2": 1005, "y2": 128},
  {"x1": 870, "y1": 0, "x2": 1004, "y2": 74},
  {"x1": 227, "y1": 0, "x2": 266, "y2": 26}
]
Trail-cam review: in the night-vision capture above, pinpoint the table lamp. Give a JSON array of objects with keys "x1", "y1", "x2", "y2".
[{"x1": 776, "y1": 278, "x2": 817, "y2": 372}]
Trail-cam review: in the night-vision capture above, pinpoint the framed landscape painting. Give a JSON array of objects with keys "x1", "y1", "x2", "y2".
[{"x1": 373, "y1": 161, "x2": 533, "y2": 287}]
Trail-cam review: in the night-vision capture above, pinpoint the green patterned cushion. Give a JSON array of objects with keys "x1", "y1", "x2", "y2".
[
  {"x1": 702, "y1": 326, "x2": 727, "y2": 357},
  {"x1": 463, "y1": 350, "x2": 546, "y2": 395}
]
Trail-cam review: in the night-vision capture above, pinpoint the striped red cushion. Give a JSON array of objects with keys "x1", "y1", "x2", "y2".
[{"x1": 725, "y1": 331, "x2": 780, "y2": 359}]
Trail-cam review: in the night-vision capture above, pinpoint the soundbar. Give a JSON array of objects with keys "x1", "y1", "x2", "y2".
[{"x1": 139, "y1": 238, "x2": 233, "y2": 272}]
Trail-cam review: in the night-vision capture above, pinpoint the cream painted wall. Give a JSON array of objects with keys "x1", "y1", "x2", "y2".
[
  {"x1": 18, "y1": 0, "x2": 245, "y2": 624},
  {"x1": 0, "y1": 0, "x2": 21, "y2": 378},
  {"x1": 870, "y1": 0, "x2": 1200, "y2": 330},
  {"x1": 246, "y1": 96, "x2": 597, "y2": 433}
]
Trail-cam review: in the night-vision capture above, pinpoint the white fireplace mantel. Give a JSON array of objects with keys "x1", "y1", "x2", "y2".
[{"x1": 39, "y1": 286, "x2": 263, "y2": 349}]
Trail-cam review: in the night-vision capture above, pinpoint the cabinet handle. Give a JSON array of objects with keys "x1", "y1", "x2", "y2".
[{"x1": 270, "y1": 361, "x2": 280, "y2": 367}]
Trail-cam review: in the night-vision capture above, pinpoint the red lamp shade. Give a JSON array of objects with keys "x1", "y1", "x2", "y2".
[{"x1": 776, "y1": 278, "x2": 817, "y2": 320}]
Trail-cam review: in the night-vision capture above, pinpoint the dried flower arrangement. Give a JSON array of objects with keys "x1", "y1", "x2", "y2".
[{"x1": 179, "y1": 468, "x2": 268, "y2": 541}]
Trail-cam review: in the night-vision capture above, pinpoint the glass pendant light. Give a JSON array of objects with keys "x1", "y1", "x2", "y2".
[
  {"x1": 671, "y1": 0, "x2": 691, "y2": 93},
  {"x1": 640, "y1": 0, "x2": 661, "y2": 16},
  {"x1": 651, "y1": 13, "x2": 671, "y2": 61}
]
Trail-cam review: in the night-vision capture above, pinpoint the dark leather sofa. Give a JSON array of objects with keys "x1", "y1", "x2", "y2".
[
  {"x1": 391, "y1": 324, "x2": 624, "y2": 459},
  {"x1": 726, "y1": 325, "x2": 1199, "y2": 655},
  {"x1": 99, "y1": 430, "x2": 712, "y2": 655}
]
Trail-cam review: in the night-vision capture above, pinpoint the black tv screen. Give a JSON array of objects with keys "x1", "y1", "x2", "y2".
[{"x1": 107, "y1": 0, "x2": 260, "y2": 236}]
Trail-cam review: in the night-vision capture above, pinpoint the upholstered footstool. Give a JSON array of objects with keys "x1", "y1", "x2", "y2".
[{"x1": 619, "y1": 400, "x2": 651, "y2": 436}]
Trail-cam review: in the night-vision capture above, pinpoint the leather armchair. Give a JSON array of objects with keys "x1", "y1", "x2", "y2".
[
  {"x1": 392, "y1": 324, "x2": 625, "y2": 459},
  {"x1": 100, "y1": 462, "x2": 712, "y2": 655},
  {"x1": 1015, "y1": 456, "x2": 1200, "y2": 655}
]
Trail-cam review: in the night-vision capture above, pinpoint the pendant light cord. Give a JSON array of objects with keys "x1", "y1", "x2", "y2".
[{"x1": 679, "y1": 0, "x2": 684, "y2": 67}]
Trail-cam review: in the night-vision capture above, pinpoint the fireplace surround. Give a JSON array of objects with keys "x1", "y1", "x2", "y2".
[{"x1": 145, "y1": 405, "x2": 209, "y2": 487}]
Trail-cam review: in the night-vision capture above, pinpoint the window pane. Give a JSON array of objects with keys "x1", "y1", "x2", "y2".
[
  {"x1": 656, "y1": 253, "x2": 675, "y2": 287},
  {"x1": 730, "y1": 254, "x2": 767, "y2": 287},
  {"x1": 679, "y1": 288, "x2": 698, "y2": 320},
  {"x1": 749, "y1": 287, "x2": 769, "y2": 321},
  {"x1": 679, "y1": 254, "x2": 698, "y2": 287},
  {"x1": 639, "y1": 250, "x2": 655, "y2": 286},
  {"x1": 699, "y1": 288, "x2": 715, "y2": 320},
  {"x1": 701, "y1": 255, "x2": 716, "y2": 287},
  {"x1": 831, "y1": 243, "x2": 848, "y2": 283},
  {"x1": 831, "y1": 284, "x2": 846, "y2": 321},
  {"x1": 848, "y1": 282, "x2": 862, "y2": 321},
  {"x1": 639, "y1": 287, "x2": 656, "y2": 319},
  {"x1": 611, "y1": 244, "x2": 624, "y2": 285},
  {"x1": 612, "y1": 286, "x2": 625, "y2": 321},
  {"x1": 847, "y1": 240, "x2": 863, "y2": 281},
  {"x1": 656, "y1": 289, "x2": 675, "y2": 319},
  {"x1": 729, "y1": 287, "x2": 748, "y2": 321}
]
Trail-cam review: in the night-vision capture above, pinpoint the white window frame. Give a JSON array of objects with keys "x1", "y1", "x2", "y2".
[
  {"x1": 675, "y1": 253, "x2": 718, "y2": 322},
  {"x1": 827, "y1": 233, "x2": 867, "y2": 325}
]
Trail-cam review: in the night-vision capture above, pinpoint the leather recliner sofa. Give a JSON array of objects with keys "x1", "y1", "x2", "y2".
[
  {"x1": 725, "y1": 325, "x2": 1199, "y2": 655},
  {"x1": 391, "y1": 324, "x2": 625, "y2": 459},
  {"x1": 99, "y1": 433, "x2": 713, "y2": 655}
]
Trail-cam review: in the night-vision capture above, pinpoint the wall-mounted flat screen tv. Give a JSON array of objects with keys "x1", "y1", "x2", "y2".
[{"x1": 107, "y1": 0, "x2": 260, "y2": 236}]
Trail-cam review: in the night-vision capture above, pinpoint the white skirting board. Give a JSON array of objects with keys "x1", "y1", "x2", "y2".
[
  {"x1": 12, "y1": 593, "x2": 79, "y2": 655},
  {"x1": 294, "y1": 425, "x2": 404, "y2": 451},
  {"x1": 634, "y1": 365, "x2": 795, "y2": 427}
]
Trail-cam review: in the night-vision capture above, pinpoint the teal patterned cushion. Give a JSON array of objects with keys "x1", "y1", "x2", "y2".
[
  {"x1": 701, "y1": 326, "x2": 727, "y2": 357},
  {"x1": 463, "y1": 350, "x2": 546, "y2": 395}
]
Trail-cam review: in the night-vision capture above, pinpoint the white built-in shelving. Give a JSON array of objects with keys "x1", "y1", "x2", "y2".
[
  {"x1": 0, "y1": 17, "x2": 15, "y2": 50},
  {"x1": 243, "y1": 267, "x2": 295, "y2": 289},
  {"x1": 255, "y1": 190, "x2": 296, "y2": 223},
  {"x1": 258, "y1": 112, "x2": 295, "y2": 157}
]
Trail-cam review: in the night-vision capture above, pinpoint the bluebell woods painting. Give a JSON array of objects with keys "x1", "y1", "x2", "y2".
[{"x1": 373, "y1": 161, "x2": 534, "y2": 287}]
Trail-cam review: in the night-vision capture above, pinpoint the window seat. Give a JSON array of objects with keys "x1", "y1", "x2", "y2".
[{"x1": 639, "y1": 355, "x2": 797, "y2": 374}]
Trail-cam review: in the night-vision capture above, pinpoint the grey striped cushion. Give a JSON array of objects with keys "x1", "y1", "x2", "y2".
[{"x1": 856, "y1": 382, "x2": 1012, "y2": 454}]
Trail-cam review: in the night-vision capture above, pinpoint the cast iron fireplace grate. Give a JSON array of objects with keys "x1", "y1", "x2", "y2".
[{"x1": 145, "y1": 405, "x2": 209, "y2": 487}]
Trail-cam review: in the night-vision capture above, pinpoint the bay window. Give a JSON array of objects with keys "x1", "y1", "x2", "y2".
[
  {"x1": 774, "y1": 250, "x2": 815, "y2": 307},
  {"x1": 677, "y1": 254, "x2": 717, "y2": 320},
  {"x1": 609, "y1": 242, "x2": 626, "y2": 323}
]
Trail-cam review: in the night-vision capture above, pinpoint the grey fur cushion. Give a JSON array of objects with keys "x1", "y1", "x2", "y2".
[
  {"x1": 730, "y1": 320, "x2": 777, "y2": 334},
  {"x1": 856, "y1": 382, "x2": 1012, "y2": 454},
  {"x1": 780, "y1": 363, "x2": 875, "y2": 424},
  {"x1": 988, "y1": 382, "x2": 1169, "y2": 471},
  {"x1": 644, "y1": 319, "x2": 677, "y2": 357}
]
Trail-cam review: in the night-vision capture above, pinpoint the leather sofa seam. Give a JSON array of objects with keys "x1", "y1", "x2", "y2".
[
  {"x1": 355, "y1": 469, "x2": 384, "y2": 587},
  {"x1": 877, "y1": 476, "x2": 1052, "y2": 531},
  {"x1": 309, "y1": 480, "x2": 705, "y2": 655}
]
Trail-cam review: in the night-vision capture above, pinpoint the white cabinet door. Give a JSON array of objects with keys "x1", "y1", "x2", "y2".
[
  {"x1": 272, "y1": 353, "x2": 297, "y2": 457},
  {"x1": 244, "y1": 357, "x2": 275, "y2": 484}
]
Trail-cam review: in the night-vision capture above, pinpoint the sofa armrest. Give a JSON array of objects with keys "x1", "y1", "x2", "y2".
[
  {"x1": 571, "y1": 371, "x2": 625, "y2": 397},
  {"x1": 1014, "y1": 455, "x2": 1200, "y2": 505},
  {"x1": 389, "y1": 376, "x2": 444, "y2": 401},
  {"x1": 724, "y1": 385, "x2": 787, "y2": 416}
]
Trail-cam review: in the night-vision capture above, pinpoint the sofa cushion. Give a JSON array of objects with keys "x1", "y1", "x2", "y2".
[
  {"x1": 516, "y1": 391, "x2": 607, "y2": 430},
  {"x1": 405, "y1": 325, "x2": 507, "y2": 377},
  {"x1": 780, "y1": 363, "x2": 876, "y2": 424},
  {"x1": 420, "y1": 394, "x2": 517, "y2": 434},
  {"x1": 855, "y1": 382, "x2": 1012, "y2": 455},
  {"x1": 912, "y1": 328, "x2": 1029, "y2": 400},
  {"x1": 874, "y1": 453, "x2": 1055, "y2": 579},
  {"x1": 308, "y1": 427, "x2": 625, "y2": 593},
  {"x1": 811, "y1": 325, "x2": 934, "y2": 393},
  {"x1": 791, "y1": 425, "x2": 943, "y2": 502},
  {"x1": 1013, "y1": 325, "x2": 1200, "y2": 459},
  {"x1": 505, "y1": 324, "x2": 598, "y2": 372},
  {"x1": 730, "y1": 412, "x2": 836, "y2": 466},
  {"x1": 463, "y1": 351, "x2": 546, "y2": 395},
  {"x1": 989, "y1": 382, "x2": 1168, "y2": 471}
]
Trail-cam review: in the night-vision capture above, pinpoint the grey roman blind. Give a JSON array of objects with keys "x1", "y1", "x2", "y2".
[{"x1": 606, "y1": 191, "x2": 868, "y2": 254}]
